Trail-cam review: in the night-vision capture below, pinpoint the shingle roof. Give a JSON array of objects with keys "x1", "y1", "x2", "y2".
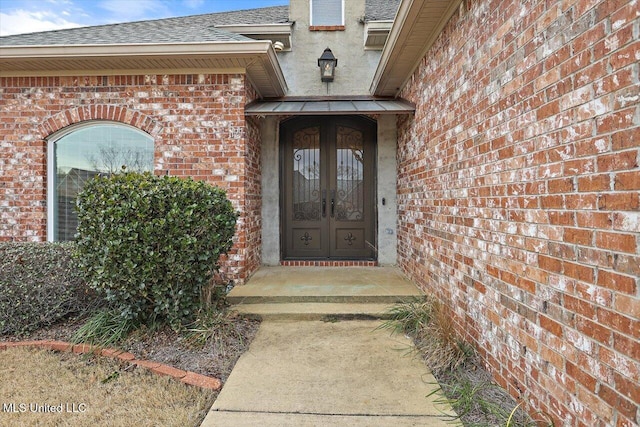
[
  {"x1": 0, "y1": 6, "x2": 289, "y2": 46},
  {"x1": 0, "y1": 2, "x2": 401, "y2": 47},
  {"x1": 365, "y1": 0, "x2": 402, "y2": 21}
]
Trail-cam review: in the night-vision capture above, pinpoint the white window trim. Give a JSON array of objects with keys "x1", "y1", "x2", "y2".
[
  {"x1": 47, "y1": 136, "x2": 56, "y2": 242},
  {"x1": 310, "y1": 0, "x2": 345, "y2": 26},
  {"x1": 46, "y1": 121, "x2": 152, "y2": 241}
]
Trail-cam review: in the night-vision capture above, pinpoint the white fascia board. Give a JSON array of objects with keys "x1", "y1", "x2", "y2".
[
  {"x1": 0, "y1": 40, "x2": 288, "y2": 97},
  {"x1": 365, "y1": 20, "x2": 394, "y2": 32},
  {"x1": 0, "y1": 40, "x2": 275, "y2": 59},
  {"x1": 259, "y1": 42, "x2": 289, "y2": 97},
  {"x1": 369, "y1": 0, "x2": 416, "y2": 96},
  {"x1": 370, "y1": 0, "x2": 462, "y2": 97},
  {"x1": 214, "y1": 23, "x2": 293, "y2": 35}
]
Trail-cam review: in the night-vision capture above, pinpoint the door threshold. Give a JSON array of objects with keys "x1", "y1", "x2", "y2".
[{"x1": 280, "y1": 260, "x2": 378, "y2": 267}]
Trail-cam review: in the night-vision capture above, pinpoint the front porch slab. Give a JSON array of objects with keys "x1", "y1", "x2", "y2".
[{"x1": 228, "y1": 266, "x2": 424, "y2": 304}]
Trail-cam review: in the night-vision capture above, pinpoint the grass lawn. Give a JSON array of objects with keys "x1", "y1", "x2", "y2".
[
  {"x1": 0, "y1": 309, "x2": 260, "y2": 427},
  {"x1": 0, "y1": 347, "x2": 215, "y2": 427}
]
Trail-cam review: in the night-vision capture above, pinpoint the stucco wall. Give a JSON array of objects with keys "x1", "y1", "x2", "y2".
[
  {"x1": 0, "y1": 73, "x2": 261, "y2": 283},
  {"x1": 397, "y1": 0, "x2": 639, "y2": 425},
  {"x1": 278, "y1": 0, "x2": 382, "y2": 96},
  {"x1": 377, "y1": 114, "x2": 398, "y2": 265},
  {"x1": 259, "y1": 113, "x2": 399, "y2": 265},
  {"x1": 260, "y1": 116, "x2": 281, "y2": 266}
]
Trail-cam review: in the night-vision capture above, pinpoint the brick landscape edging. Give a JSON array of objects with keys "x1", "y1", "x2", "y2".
[{"x1": 0, "y1": 340, "x2": 222, "y2": 390}]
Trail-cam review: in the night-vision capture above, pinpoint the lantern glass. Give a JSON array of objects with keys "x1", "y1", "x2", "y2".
[
  {"x1": 320, "y1": 60, "x2": 335, "y2": 81},
  {"x1": 317, "y1": 48, "x2": 337, "y2": 82}
]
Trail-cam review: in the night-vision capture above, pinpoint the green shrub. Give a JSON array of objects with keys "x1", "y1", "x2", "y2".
[
  {"x1": 0, "y1": 242, "x2": 97, "y2": 335},
  {"x1": 74, "y1": 172, "x2": 237, "y2": 329}
]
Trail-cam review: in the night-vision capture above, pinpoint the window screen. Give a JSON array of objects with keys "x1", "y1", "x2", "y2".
[{"x1": 311, "y1": 0, "x2": 343, "y2": 26}]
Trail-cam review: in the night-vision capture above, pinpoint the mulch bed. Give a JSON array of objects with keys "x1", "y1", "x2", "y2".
[{"x1": 1, "y1": 313, "x2": 260, "y2": 383}]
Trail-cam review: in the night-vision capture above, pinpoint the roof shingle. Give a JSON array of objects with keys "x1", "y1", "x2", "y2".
[
  {"x1": 365, "y1": 0, "x2": 401, "y2": 21},
  {"x1": 0, "y1": 6, "x2": 289, "y2": 46},
  {"x1": 0, "y1": 2, "x2": 401, "y2": 47}
]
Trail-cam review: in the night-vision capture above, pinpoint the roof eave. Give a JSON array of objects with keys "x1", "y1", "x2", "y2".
[
  {"x1": 0, "y1": 40, "x2": 272, "y2": 57},
  {"x1": 254, "y1": 43, "x2": 289, "y2": 98},
  {"x1": 215, "y1": 23, "x2": 293, "y2": 50},
  {"x1": 0, "y1": 40, "x2": 288, "y2": 98},
  {"x1": 370, "y1": 0, "x2": 463, "y2": 97},
  {"x1": 214, "y1": 23, "x2": 293, "y2": 34}
]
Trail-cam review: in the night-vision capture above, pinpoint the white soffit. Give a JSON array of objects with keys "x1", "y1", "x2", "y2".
[{"x1": 371, "y1": 0, "x2": 463, "y2": 97}]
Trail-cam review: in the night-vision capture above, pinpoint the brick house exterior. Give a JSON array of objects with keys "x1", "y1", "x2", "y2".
[
  {"x1": 389, "y1": 2, "x2": 639, "y2": 425},
  {"x1": 0, "y1": 74, "x2": 262, "y2": 281},
  {"x1": 1, "y1": 0, "x2": 638, "y2": 425}
]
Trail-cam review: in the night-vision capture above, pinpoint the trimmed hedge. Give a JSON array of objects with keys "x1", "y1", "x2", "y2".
[
  {"x1": 0, "y1": 242, "x2": 96, "y2": 335},
  {"x1": 74, "y1": 172, "x2": 237, "y2": 328}
]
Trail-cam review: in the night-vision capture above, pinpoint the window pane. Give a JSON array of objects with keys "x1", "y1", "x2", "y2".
[
  {"x1": 335, "y1": 126, "x2": 364, "y2": 221},
  {"x1": 54, "y1": 124, "x2": 154, "y2": 241},
  {"x1": 292, "y1": 127, "x2": 321, "y2": 222},
  {"x1": 311, "y1": 0, "x2": 343, "y2": 26}
]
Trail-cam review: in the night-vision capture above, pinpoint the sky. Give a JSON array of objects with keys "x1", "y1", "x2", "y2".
[{"x1": 0, "y1": 0, "x2": 288, "y2": 36}]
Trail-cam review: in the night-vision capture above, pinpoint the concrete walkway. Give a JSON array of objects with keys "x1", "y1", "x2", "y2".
[{"x1": 200, "y1": 319, "x2": 458, "y2": 426}]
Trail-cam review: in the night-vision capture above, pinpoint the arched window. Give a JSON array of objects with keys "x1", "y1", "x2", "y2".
[{"x1": 47, "y1": 122, "x2": 154, "y2": 241}]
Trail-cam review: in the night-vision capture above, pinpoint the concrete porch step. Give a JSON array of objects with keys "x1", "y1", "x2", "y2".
[
  {"x1": 228, "y1": 294, "x2": 420, "y2": 304},
  {"x1": 232, "y1": 302, "x2": 397, "y2": 321},
  {"x1": 227, "y1": 266, "x2": 424, "y2": 320}
]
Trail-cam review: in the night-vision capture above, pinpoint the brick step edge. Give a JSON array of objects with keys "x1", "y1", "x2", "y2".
[{"x1": 0, "y1": 340, "x2": 221, "y2": 391}]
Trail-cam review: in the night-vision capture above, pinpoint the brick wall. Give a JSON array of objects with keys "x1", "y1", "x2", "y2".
[
  {"x1": 398, "y1": 0, "x2": 638, "y2": 425},
  {"x1": 0, "y1": 73, "x2": 261, "y2": 282},
  {"x1": 242, "y1": 115, "x2": 263, "y2": 278}
]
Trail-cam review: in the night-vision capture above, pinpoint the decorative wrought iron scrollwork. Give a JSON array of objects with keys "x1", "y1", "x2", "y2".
[
  {"x1": 344, "y1": 232, "x2": 356, "y2": 246},
  {"x1": 300, "y1": 232, "x2": 313, "y2": 246},
  {"x1": 292, "y1": 127, "x2": 321, "y2": 221},
  {"x1": 335, "y1": 126, "x2": 364, "y2": 221}
]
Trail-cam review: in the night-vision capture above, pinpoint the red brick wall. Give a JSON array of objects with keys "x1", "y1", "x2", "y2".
[
  {"x1": 0, "y1": 73, "x2": 261, "y2": 282},
  {"x1": 398, "y1": 0, "x2": 638, "y2": 425},
  {"x1": 242, "y1": 115, "x2": 262, "y2": 279}
]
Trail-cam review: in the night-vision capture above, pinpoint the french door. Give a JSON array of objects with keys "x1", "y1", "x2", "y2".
[{"x1": 281, "y1": 116, "x2": 376, "y2": 260}]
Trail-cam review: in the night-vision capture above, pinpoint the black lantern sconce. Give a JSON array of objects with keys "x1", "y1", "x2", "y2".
[{"x1": 317, "y1": 47, "x2": 337, "y2": 83}]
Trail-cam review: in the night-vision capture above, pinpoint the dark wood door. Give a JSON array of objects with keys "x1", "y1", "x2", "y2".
[{"x1": 281, "y1": 116, "x2": 376, "y2": 260}]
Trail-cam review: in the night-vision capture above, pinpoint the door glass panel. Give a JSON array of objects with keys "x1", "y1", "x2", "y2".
[
  {"x1": 292, "y1": 127, "x2": 321, "y2": 221},
  {"x1": 335, "y1": 126, "x2": 364, "y2": 221}
]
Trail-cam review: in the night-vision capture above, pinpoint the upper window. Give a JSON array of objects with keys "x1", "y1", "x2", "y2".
[
  {"x1": 310, "y1": 0, "x2": 344, "y2": 26},
  {"x1": 47, "y1": 122, "x2": 154, "y2": 241}
]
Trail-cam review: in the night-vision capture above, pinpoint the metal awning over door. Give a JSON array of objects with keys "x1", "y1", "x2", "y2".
[{"x1": 245, "y1": 98, "x2": 415, "y2": 116}]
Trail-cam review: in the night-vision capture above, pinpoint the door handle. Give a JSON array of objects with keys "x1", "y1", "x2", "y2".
[
  {"x1": 322, "y1": 189, "x2": 327, "y2": 217},
  {"x1": 331, "y1": 189, "x2": 335, "y2": 217}
]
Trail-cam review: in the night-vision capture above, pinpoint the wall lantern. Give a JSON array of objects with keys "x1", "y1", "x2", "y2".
[{"x1": 318, "y1": 47, "x2": 337, "y2": 82}]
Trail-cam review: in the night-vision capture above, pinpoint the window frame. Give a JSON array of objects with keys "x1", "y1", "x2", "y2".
[
  {"x1": 46, "y1": 121, "x2": 154, "y2": 241},
  {"x1": 309, "y1": 0, "x2": 345, "y2": 27}
]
